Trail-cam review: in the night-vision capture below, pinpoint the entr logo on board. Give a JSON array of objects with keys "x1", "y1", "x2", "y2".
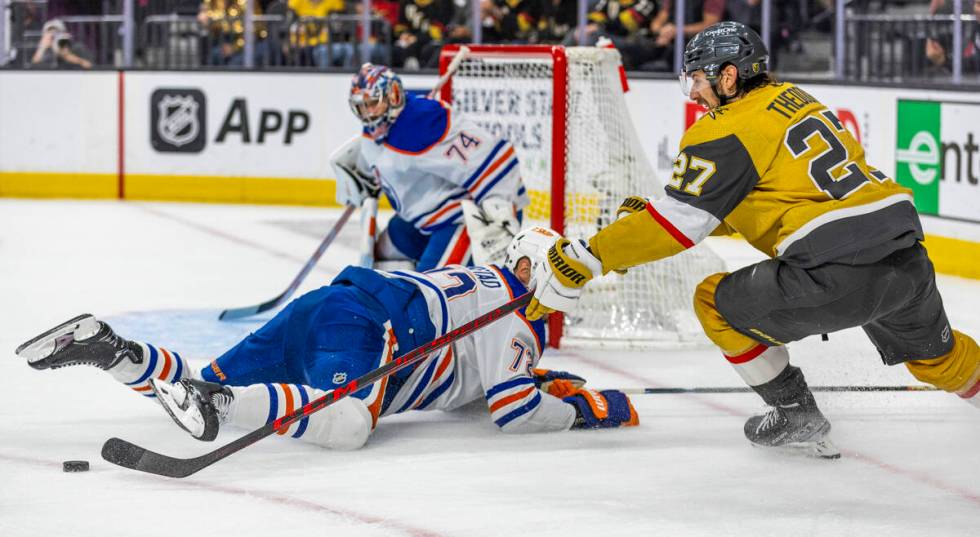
[{"x1": 895, "y1": 99, "x2": 979, "y2": 223}]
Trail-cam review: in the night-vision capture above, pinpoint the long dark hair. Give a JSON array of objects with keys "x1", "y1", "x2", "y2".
[{"x1": 740, "y1": 72, "x2": 779, "y2": 94}]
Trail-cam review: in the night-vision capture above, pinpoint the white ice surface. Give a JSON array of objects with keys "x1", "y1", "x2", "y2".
[{"x1": 1, "y1": 199, "x2": 978, "y2": 537}]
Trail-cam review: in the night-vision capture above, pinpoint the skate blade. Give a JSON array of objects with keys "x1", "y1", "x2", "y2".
[
  {"x1": 752, "y1": 436, "x2": 842, "y2": 460},
  {"x1": 151, "y1": 379, "x2": 210, "y2": 441},
  {"x1": 15, "y1": 314, "x2": 100, "y2": 364}
]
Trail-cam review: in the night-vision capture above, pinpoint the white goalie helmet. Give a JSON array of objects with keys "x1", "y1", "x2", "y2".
[{"x1": 503, "y1": 227, "x2": 561, "y2": 288}]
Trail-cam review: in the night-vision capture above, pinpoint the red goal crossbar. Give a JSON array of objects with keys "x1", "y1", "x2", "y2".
[{"x1": 439, "y1": 44, "x2": 568, "y2": 348}]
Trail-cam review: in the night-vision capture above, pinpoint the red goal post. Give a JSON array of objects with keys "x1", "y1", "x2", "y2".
[
  {"x1": 439, "y1": 44, "x2": 569, "y2": 347},
  {"x1": 438, "y1": 44, "x2": 726, "y2": 349}
]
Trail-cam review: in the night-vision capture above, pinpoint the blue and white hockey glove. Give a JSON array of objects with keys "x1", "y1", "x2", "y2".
[{"x1": 561, "y1": 387, "x2": 639, "y2": 429}]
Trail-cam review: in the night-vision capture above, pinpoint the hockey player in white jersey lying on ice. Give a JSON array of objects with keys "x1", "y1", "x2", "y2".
[
  {"x1": 16, "y1": 228, "x2": 638, "y2": 449},
  {"x1": 333, "y1": 63, "x2": 527, "y2": 270}
]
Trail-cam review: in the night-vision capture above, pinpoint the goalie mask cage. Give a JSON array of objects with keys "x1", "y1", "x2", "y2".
[{"x1": 439, "y1": 44, "x2": 726, "y2": 348}]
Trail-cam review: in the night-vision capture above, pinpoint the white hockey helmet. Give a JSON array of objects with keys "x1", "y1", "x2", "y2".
[{"x1": 503, "y1": 227, "x2": 561, "y2": 288}]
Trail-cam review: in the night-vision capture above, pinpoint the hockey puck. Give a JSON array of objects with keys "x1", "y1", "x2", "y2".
[{"x1": 63, "y1": 460, "x2": 89, "y2": 472}]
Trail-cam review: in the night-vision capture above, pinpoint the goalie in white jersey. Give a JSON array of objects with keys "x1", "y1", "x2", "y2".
[
  {"x1": 16, "y1": 228, "x2": 638, "y2": 449},
  {"x1": 333, "y1": 63, "x2": 528, "y2": 270}
]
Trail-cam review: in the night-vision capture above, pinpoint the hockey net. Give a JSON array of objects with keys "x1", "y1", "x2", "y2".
[{"x1": 440, "y1": 45, "x2": 726, "y2": 348}]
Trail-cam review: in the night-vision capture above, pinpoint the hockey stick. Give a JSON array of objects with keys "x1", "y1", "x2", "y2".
[
  {"x1": 102, "y1": 291, "x2": 533, "y2": 478},
  {"x1": 218, "y1": 205, "x2": 355, "y2": 321},
  {"x1": 619, "y1": 385, "x2": 938, "y2": 395},
  {"x1": 428, "y1": 45, "x2": 470, "y2": 99}
]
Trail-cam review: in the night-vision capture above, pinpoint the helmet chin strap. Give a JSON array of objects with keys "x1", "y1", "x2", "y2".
[{"x1": 708, "y1": 70, "x2": 739, "y2": 106}]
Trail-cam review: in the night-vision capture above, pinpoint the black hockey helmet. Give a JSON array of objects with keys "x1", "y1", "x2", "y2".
[{"x1": 681, "y1": 21, "x2": 769, "y2": 95}]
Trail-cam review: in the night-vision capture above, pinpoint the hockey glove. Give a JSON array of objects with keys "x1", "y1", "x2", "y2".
[
  {"x1": 611, "y1": 196, "x2": 650, "y2": 275},
  {"x1": 461, "y1": 197, "x2": 519, "y2": 265},
  {"x1": 563, "y1": 388, "x2": 639, "y2": 429},
  {"x1": 526, "y1": 238, "x2": 602, "y2": 321},
  {"x1": 531, "y1": 368, "x2": 586, "y2": 394}
]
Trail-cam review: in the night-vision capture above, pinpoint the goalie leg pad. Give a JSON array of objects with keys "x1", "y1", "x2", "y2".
[
  {"x1": 418, "y1": 224, "x2": 472, "y2": 271},
  {"x1": 377, "y1": 216, "x2": 425, "y2": 263}
]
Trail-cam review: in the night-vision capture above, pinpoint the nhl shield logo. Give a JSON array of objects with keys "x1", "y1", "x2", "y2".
[{"x1": 151, "y1": 88, "x2": 206, "y2": 153}]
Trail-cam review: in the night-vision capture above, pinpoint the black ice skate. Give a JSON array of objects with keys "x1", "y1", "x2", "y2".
[
  {"x1": 15, "y1": 314, "x2": 142, "y2": 371},
  {"x1": 152, "y1": 378, "x2": 234, "y2": 442},
  {"x1": 744, "y1": 399, "x2": 840, "y2": 459}
]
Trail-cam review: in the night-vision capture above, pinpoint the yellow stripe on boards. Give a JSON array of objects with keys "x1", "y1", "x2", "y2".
[
  {"x1": 123, "y1": 174, "x2": 394, "y2": 209},
  {"x1": 2, "y1": 172, "x2": 977, "y2": 281},
  {"x1": 922, "y1": 234, "x2": 980, "y2": 281},
  {"x1": 124, "y1": 174, "x2": 338, "y2": 206},
  {"x1": 0, "y1": 172, "x2": 118, "y2": 198}
]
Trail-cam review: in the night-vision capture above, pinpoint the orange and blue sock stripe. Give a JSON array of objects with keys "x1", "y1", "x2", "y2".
[
  {"x1": 125, "y1": 343, "x2": 187, "y2": 397},
  {"x1": 264, "y1": 383, "x2": 313, "y2": 438}
]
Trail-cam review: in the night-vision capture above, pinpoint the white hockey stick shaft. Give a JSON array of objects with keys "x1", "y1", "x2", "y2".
[
  {"x1": 218, "y1": 205, "x2": 355, "y2": 320},
  {"x1": 428, "y1": 45, "x2": 470, "y2": 99}
]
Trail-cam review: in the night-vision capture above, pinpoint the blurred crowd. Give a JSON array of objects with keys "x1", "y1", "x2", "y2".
[
  {"x1": 4, "y1": 0, "x2": 838, "y2": 71},
  {"x1": 924, "y1": 0, "x2": 980, "y2": 76},
  {"x1": 3, "y1": 0, "x2": 977, "y2": 80}
]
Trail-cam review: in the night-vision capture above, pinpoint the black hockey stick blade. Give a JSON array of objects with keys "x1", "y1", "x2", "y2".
[
  {"x1": 102, "y1": 437, "x2": 202, "y2": 478},
  {"x1": 104, "y1": 291, "x2": 533, "y2": 478},
  {"x1": 219, "y1": 205, "x2": 355, "y2": 321},
  {"x1": 102, "y1": 421, "x2": 274, "y2": 478}
]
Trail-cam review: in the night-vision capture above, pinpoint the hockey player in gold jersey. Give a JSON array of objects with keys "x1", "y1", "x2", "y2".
[{"x1": 526, "y1": 21, "x2": 980, "y2": 458}]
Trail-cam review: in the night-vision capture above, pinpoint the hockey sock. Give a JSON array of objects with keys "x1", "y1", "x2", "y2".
[
  {"x1": 224, "y1": 383, "x2": 373, "y2": 450},
  {"x1": 724, "y1": 344, "x2": 790, "y2": 387},
  {"x1": 108, "y1": 342, "x2": 190, "y2": 398},
  {"x1": 906, "y1": 330, "x2": 980, "y2": 408},
  {"x1": 748, "y1": 364, "x2": 815, "y2": 408}
]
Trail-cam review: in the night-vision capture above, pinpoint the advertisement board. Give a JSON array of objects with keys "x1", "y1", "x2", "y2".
[
  {"x1": 2, "y1": 69, "x2": 980, "y2": 219},
  {"x1": 120, "y1": 72, "x2": 438, "y2": 205},
  {"x1": 0, "y1": 71, "x2": 118, "y2": 197},
  {"x1": 123, "y1": 72, "x2": 358, "y2": 204},
  {"x1": 896, "y1": 99, "x2": 980, "y2": 223}
]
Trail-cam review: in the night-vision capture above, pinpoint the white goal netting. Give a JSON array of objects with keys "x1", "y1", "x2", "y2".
[{"x1": 449, "y1": 46, "x2": 726, "y2": 346}]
